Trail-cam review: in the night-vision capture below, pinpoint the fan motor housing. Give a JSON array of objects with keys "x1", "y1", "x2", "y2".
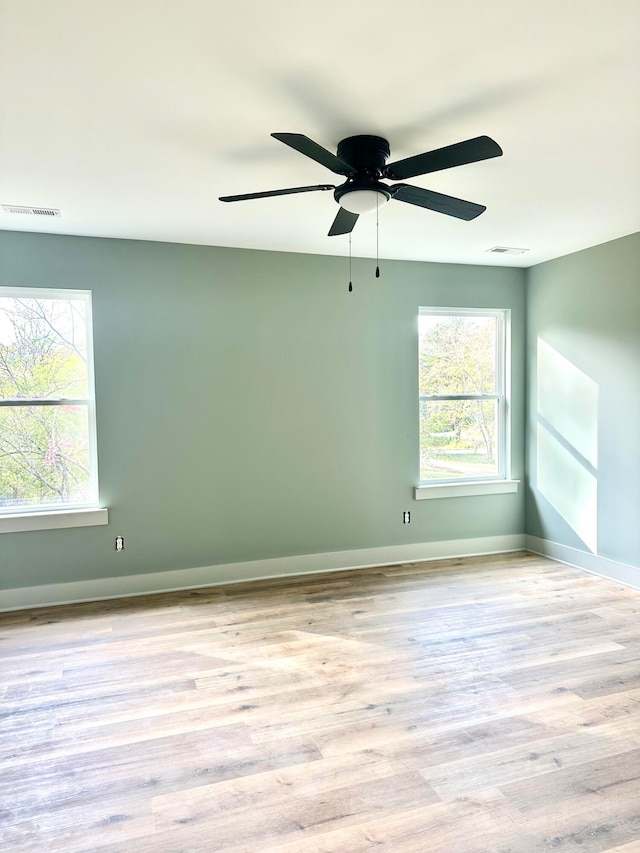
[{"x1": 337, "y1": 135, "x2": 390, "y2": 175}]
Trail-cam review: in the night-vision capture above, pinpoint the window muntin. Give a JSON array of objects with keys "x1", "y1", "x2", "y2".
[
  {"x1": 419, "y1": 308, "x2": 509, "y2": 484},
  {"x1": 0, "y1": 288, "x2": 98, "y2": 513}
]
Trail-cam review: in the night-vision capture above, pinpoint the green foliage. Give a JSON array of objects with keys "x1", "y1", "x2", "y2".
[
  {"x1": 419, "y1": 315, "x2": 498, "y2": 479},
  {"x1": 0, "y1": 297, "x2": 91, "y2": 508},
  {"x1": 419, "y1": 314, "x2": 495, "y2": 396}
]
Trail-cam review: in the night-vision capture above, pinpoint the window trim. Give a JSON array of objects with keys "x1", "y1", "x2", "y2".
[
  {"x1": 0, "y1": 286, "x2": 101, "y2": 518},
  {"x1": 0, "y1": 506, "x2": 108, "y2": 534},
  {"x1": 418, "y1": 306, "x2": 512, "y2": 490},
  {"x1": 415, "y1": 479, "x2": 519, "y2": 500}
]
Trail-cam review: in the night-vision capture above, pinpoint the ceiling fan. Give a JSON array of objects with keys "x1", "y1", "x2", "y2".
[{"x1": 219, "y1": 132, "x2": 503, "y2": 236}]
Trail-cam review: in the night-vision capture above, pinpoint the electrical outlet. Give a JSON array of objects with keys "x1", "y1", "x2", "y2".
[
  {"x1": 403, "y1": 511, "x2": 410, "y2": 524},
  {"x1": 115, "y1": 536, "x2": 125, "y2": 552}
]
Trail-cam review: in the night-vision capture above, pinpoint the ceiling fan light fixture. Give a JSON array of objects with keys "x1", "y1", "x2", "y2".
[
  {"x1": 338, "y1": 189, "x2": 390, "y2": 214},
  {"x1": 220, "y1": 132, "x2": 503, "y2": 236}
]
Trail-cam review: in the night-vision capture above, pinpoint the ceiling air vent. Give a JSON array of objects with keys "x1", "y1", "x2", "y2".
[
  {"x1": 486, "y1": 246, "x2": 529, "y2": 255},
  {"x1": 2, "y1": 204, "x2": 61, "y2": 217}
]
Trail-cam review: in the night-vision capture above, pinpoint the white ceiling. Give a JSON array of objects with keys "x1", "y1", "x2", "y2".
[{"x1": 1, "y1": 0, "x2": 639, "y2": 268}]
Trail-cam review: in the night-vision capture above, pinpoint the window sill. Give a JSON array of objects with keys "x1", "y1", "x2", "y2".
[
  {"x1": 0, "y1": 507, "x2": 109, "y2": 534},
  {"x1": 415, "y1": 480, "x2": 520, "y2": 500}
]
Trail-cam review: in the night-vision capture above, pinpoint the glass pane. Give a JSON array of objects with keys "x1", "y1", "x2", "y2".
[
  {"x1": 419, "y1": 313, "x2": 497, "y2": 395},
  {"x1": 420, "y1": 399, "x2": 499, "y2": 481},
  {"x1": 0, "y1": 404, "x2": 93, "y2": 509},
  {"x1": 0, "y1": 296, "x2": 89, "y2": 399}
]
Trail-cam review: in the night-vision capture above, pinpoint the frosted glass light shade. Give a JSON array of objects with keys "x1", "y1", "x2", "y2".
[{"x1": 338, "y1": 190, "x2": 389, "y2": 214}]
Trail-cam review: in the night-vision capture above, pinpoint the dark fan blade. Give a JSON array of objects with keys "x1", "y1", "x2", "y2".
[
  {"x1": 220, "y1": 184, "x2": 334, "y2": 202},
  {"x1": 328, "y1": 207, "x2": 359, "y2": 236},
  {"x1": 384, "y1": 136, "x2": 503, "y2": 181},
  {"x1": 391, "y1": 184, "x2": 486, "y2": 220},
  {"x1": 272, "y1": 133, "x2": 353, "y2": 175}
]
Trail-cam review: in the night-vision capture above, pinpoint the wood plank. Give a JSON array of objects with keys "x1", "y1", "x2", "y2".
[{"x1": 3, "y1": 552, "x2": 640, "y2": 851}]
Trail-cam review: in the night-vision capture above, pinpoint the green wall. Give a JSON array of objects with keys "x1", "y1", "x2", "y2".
[
  {"x1": 526, "y1": 231, "x2": 640, "y2": 566},
  {"x1": 0, "y1": 230, "x2": 525, "y2": 590}
]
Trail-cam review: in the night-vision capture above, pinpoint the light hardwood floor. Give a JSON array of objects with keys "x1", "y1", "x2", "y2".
[{"x1": 3, "y1": 551, "x2": 640, "y2": 852}]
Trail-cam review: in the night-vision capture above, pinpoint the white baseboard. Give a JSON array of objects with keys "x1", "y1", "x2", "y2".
[
  {"x1": 526, "y1": 535, "x2": 640, "y2": 591},
  {"x1": 1, "y1": 534, "x2": 526, "y2": 612}
]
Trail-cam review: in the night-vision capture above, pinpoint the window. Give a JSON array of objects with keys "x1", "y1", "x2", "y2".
[
  {"x1": 418, "y1": 307, "x2": 511, "y2": 490},
  {"x1": 0, "y1": 288, "x2": 99, "y2": 515}
]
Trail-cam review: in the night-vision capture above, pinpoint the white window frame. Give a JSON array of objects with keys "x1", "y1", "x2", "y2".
[
  {"x1": 0, "y1": 287, "x2": 107, "y2": 532},
  {"x1": 416, "y1": 306, "x2": 518, "y2": 500}
]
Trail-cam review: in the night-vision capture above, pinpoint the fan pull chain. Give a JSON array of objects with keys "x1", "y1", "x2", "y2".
[
  {"x1": 375, "y1": 195, "x2": 380, "y2": 278},
  {"x1": 348, "y1": 232, "x2": 353, "y2": 292}
]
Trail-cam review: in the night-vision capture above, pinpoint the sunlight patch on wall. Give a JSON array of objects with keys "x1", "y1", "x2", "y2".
[
  {"x1": 537, "y1": 425, "x2": 598, "y2": 552},
  {"x1": 537, "y1": 338, "x2": 598, "y2": 553},
  {"x1": 537, "y1": 339, "x2": 598, "y2": 467}
]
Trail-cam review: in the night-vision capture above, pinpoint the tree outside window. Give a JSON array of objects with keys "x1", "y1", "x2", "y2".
[
  {"x1": 0, "y1": 290, "x2": 98, "y2": 512},
  {"x1": 419, "y1": 309, "x2": 508, "y2": 483}
]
